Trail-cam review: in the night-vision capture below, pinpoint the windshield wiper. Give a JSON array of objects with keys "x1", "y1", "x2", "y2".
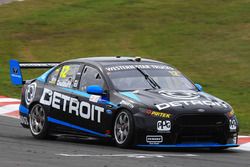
[{"x1": 135, "y1": 67, "x2": 161, "y2": 89}]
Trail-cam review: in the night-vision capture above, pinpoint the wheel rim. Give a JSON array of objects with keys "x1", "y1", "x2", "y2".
[
  {"x1": 29, "y1": 104, "x2": 45, "y2": 135},
  {"x1": 114, "y1": 111, "x2": 130, "y2": 144}
]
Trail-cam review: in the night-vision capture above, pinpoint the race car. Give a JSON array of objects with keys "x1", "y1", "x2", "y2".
[{"x1": 9, "y1": 56, "x2": 239, "y2": 149}]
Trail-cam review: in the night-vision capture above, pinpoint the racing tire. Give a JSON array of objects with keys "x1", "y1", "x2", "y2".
[
  {"x1": 113, "y1": 109, "x2": 134, "y2": 148},
  {"x1": 29, "y1": 103, "x2": 50, "y2": 139}
]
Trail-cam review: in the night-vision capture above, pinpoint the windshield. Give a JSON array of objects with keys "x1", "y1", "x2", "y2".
[{"x1": 105, "y1": 64, "x2": 196, "y2": 91}]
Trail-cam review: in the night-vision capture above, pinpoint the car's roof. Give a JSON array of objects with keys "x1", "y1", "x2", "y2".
[{"x1": 64, "y1": 56, "x2": 169, "y2": 67}]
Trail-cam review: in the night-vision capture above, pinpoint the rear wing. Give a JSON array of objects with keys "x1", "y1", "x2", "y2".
[{"x1": 9, "y1": 59, "x2": 59, "y2": 85}]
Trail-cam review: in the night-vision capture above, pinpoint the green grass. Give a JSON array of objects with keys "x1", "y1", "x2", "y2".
[{"x1": 0, "y1": 0, "x2": 249, "y2": 134}]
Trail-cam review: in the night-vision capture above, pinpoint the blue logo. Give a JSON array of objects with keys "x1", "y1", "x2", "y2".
[{"x1": 106, "y1": 110, "x2": 112, "y2": 115}]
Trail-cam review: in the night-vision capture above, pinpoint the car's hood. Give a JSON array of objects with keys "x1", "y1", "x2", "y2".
[{"x1": 120, "y1": 89, "x2": 232, "y2": 114}]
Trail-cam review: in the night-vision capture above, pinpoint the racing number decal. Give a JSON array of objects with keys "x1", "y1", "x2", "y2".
[{"x1": 60, "y1": 65, "x2": 70, "y2": 78}]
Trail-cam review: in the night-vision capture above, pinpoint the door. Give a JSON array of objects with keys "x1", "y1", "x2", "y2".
[
  {"x1": 40, "y1": 63, "x2": 82, "y2": 123},
  {"x1": 74, "y1": 65, "x2": 112, "y2": 136}
]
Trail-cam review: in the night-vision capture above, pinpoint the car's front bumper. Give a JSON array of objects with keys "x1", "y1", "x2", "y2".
[{"x1": 133, "y1": 112, "x2": 239, "y2": 147}]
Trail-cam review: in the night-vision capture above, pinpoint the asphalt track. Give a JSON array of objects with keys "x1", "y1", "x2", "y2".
[{"x1": 0, "y1": 115, "x2": 249, "y2": 167}]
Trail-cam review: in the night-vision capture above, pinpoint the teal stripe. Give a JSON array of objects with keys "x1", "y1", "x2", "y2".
[
  {"x1": 120, "y1": 92, "x2": 141, "y2": 102},
  {"x1": 37, "y1": 67, "x2": 55, "y2": 82}
]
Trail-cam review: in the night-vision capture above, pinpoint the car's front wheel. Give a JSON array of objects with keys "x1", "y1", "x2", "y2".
[
  {"x1": 114, "y1": 110, "x2": 134, "y2": 148},
  {"x1": 29, "y1": 103, "x2": 49, "y2": 139}
]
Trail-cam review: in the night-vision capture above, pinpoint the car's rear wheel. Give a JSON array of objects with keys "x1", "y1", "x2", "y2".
[
  {"x1": 114, "y1": 110, "x2": 134, "y2": 148},
  {"x1": 29, "y1": 103, "x2": 49, "y2": 139}
]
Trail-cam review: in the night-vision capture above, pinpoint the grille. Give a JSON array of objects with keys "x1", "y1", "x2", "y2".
[
  {"x1": 174, "y1": 114, "x2": 228, "y2": 144},
  {"x1": 176, "y1": 114, "x2": 226, "y2": 127}
]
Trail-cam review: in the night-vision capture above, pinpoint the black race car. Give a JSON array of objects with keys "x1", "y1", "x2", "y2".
[{"x1": 10, "y1": 57, "x2": 239, "y2": 149}]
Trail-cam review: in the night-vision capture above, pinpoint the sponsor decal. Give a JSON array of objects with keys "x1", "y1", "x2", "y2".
[
  {"x1": 157, "y1": 120, "x2": 171, "y2": 133},
  {"x1": 168, "y1": 70, "x2": 181, "y2": 77},
  {"x1": 89, "y1": 95, "x2": 101, "y2": 103},
  {"x1": 197, "y1": 108, "x2": 205, "y2": 112},
  {"x1": 40, "y1": 88, "x2": 104, "y2": 123},
  {"x1": 145, "y1": 110, "x2": 171, "y2": 118},
  {"x1": 105, "y1": 64, "x2": 174, "y2": 72},
  {"x1": 159, "y1": 90, "x2": 200, "y2": 100},
  {"x1": 73, "y1": 80, "x2": 79, "y2": 88},
  {"x1": 146, "y1": 135, "x2": 163, "y2": 144},
  {"x1": 120, "y1": 100, "x2": 134, "y2": 109},
  {"x1": 156, "y1": 100, "x2": 228, "y2": 110},
  {"x1": 229, "y1": 119, "x2": 237, "y2": 131},
  {"x1": 12, "y1": 67, "x2": 18, "y2": 74},
  {"x1": 105, "y1": 109, "x2": 112, "y2": 115},
  {"x1": 11, "y1": 74, "x2": 22, "y2": 78},
  {"x1": 25, "y1": 83, "x2": 37, "y2": 105}
]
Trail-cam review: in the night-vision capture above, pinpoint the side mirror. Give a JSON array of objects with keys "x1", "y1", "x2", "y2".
[
  {"x1": 195, "y1": 83, "x2": 203, "y2": 92},
  {"x1": 86, "y1": 85, "x2": 104, "y2": 95}
]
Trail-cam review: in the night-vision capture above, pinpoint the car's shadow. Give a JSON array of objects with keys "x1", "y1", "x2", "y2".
[{"x1": 53, "y1": 135, "x2": 240, "y2": 154}]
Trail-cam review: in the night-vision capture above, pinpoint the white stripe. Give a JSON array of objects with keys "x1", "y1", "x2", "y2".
[
  {"x1": 239, "y1": 136, "x2": 250, "y2": 138},
  {"x1": 0, "y1": 98, "x2": 20, "y2": 102},
  {"x1": 0, "y1": 104, "x2": 20, "y2": 114},
  {"x1": 231, "y1": 142, "x2": 250, "y2": 151},
  {"x1": 56, "y1": 153, "x2": 198, "y2": 158},
  {"x1": 238, "y1": 143, "x2": 250, "y2": 151}
]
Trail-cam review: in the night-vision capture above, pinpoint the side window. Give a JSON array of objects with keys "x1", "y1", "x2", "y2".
[
  {"x1": 56, "y1": 64, "x2": 80, "y2": 88},
  {"x1": 79, "y1": 66, "x2": 105, "y2": 91},
  {"x1": 47, "y1": 67, "x2": 61, "y2": 85}
]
